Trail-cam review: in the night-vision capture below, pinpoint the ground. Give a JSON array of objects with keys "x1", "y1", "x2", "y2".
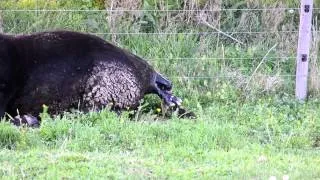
[{"x1": 1, "y1": 95, "x2": 320, "y2": 179}]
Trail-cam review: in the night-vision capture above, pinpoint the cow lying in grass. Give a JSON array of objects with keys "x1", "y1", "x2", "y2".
[{"x1": 0, "y1": 30, "x2": 195, "y2": 127}]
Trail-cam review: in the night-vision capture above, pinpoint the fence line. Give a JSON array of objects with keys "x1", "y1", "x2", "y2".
[
  {"x1": 0, "y1": 8, "x2": 304, "y2": 12},
  {"x1": 1, "y1": 6, "x2": 314, "y2": 85},
  {"x1": 146, "y1": 57, "x2": 296, "y2": 62},
  {"x1": 169, "y1": 74, "x2": 304, "y2": 79},
  {"x1": 147, "y1": 57, "x2": 296, "y2": 60},
  {"x1": 92, "y1": 31, "x2": 302, "y2": 35},
  {"x1": 12, "y1": 31, "x2": 303, "y2": 35}
]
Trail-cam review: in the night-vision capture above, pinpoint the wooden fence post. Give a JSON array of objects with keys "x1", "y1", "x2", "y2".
[{"x1": 295, "y1": 0, "x2": 313, "y2": 101}]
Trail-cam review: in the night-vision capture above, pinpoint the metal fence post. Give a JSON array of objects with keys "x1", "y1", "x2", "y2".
[{"x1": 295, "y1": 0, "x2": 313, "y2": 101}]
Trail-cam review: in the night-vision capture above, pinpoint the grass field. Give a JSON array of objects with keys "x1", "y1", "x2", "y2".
[
  {"x1": 1, "y1": 0, "x2": 320, "y2": 179},
  {"x1": 1, "y1": 96, "x2": 320, "y2": 179}
]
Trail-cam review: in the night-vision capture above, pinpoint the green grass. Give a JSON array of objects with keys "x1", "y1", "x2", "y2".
[{"x1": 1, "y1": 96, "x2": 320, "y2": 179}]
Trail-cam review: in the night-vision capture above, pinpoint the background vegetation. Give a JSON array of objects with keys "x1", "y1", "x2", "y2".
[{"x1": 0, "y1": 0, "x2": 320, "y2": 179}]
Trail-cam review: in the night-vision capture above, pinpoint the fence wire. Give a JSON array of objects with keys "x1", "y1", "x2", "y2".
[
  {"x1": 169, "y1": 74, "x2": 303, "y2": 79},
  {"x1": 0, "y1": 5, "x2": 317, "y2": 89},
  {"x1": 91, "y1": 31, "x2": 302, "y2": 35},
  {"x1": 0, "y1": 8, "x2": 307, "y2": 12}
]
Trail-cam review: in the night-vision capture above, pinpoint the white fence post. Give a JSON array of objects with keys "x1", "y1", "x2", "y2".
[
  {"x1": 295, "y1": 0, "x2": 313, "y2": 101},
  {"x1": 0, "y1": 12, "x2": 3, "y2": 33}
]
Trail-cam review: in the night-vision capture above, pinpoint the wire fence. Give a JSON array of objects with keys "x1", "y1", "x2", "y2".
[
  {"x1": 0, "y1": 8, "x2": 308, "y2": 13},
  {"x1": 91, "y1": 31, "x2": 301, "y2": 35},
  {"x1": 1, "y1": 4, "x2": 319, "y2": 93}
]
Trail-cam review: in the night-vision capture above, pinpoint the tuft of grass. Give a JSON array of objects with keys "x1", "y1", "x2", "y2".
[{"x1": 0, "y1": 121, "x2": 21, "y2": 149}]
